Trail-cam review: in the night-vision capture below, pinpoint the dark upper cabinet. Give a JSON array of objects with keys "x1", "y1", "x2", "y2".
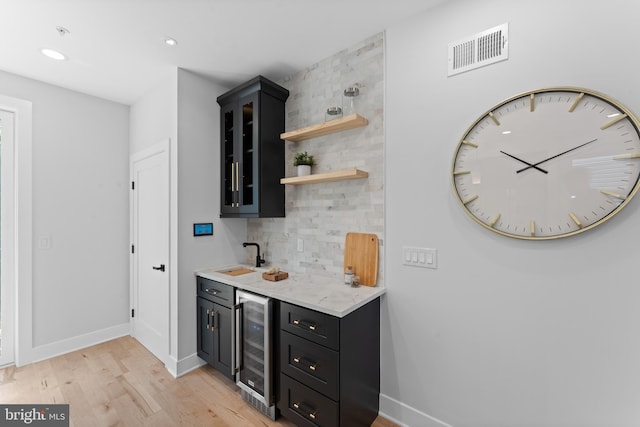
[{"x1": 217, "y1": 76, "x2": 289, "y2": 218}]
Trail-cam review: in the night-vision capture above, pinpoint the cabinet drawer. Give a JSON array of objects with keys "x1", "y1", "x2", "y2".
[
  {"x1": 279, "y1": 374, "x2": 338, "y2": 427},
  {"x1": 280, "y1": 302, "x2": 339, "y2": 351},
  {"x1": 281, "y1": 331, "x2": 339, "y2": 400},
  {"x1": 197, "y1": 277, "x2": 234, "y2": 308}
]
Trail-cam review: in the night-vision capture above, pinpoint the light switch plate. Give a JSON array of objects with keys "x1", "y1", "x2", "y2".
[
  {"x1": 38, "y1": 235, "x2": 52, "y2": 250},
  {"x1": 402, "y1": 246, "x2": 437, "y2": 269}
]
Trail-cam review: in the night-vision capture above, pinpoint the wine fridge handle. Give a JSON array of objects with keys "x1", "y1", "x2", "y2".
[{"x1": 233, "y1": 302, "x2": 243, "y2": 375}]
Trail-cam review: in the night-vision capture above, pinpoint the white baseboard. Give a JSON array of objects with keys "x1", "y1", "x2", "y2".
[
  {"x1": 166, "y1": 352, "x2": 206, "y2": 378},
  {"x1": 379, "y1": 393, "x2": 454, "y2": 427},
  {"x1": 23, "y1": 323, "x2": 130, "y2": 366}
]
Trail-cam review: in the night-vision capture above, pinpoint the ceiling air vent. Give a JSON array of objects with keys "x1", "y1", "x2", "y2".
[{"x1": 448, "y1": 23, "x2": 509, "y2": 77}]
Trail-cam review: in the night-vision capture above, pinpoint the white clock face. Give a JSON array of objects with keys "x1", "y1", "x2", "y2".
[{"x1": 452, "y1": 88, "x2": 640, "y2": 240}]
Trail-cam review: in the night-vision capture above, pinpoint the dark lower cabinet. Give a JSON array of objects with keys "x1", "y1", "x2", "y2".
[
  {"x1": 278, "y1": 298, "x2": 381, "y2": 427},
  {"x1": 196, "y1": 277, "x2": 235, "y2": 380},
  {"x1": 280, "y1": 374, "x2": 339, "y2": 426},
  {"x1": 197, "y1": 297, "x2": 216, "y2": 365}
]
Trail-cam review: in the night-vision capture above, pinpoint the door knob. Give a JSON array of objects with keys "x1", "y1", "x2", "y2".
[{"x1": 152, "y1": 264, "x2": 166, "y2": 272}]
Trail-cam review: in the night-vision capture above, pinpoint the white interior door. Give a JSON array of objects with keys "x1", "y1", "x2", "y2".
[
  {"x1": 0, "y1": 109, "x2": 15, "y2": 366},
  {"x1": 131, "y1": 140, "x2": 169, "y2": 364}
]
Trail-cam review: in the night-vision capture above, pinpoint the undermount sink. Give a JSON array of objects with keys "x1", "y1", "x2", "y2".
[{"x1": 217, "y1": 267, "x2": 255, "y2": 276}]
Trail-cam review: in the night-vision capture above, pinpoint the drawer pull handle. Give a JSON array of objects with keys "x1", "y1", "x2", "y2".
[
  {"x1": 205, "y1": 288, "x2": 219, "y2": 295},
  {"x1": 292, "y1": 319, "x2": 318, "y2": 332},
  {"x1": 292, "y1": 356, "x2": 318, "y2": 372},
  {"x1": 293, "y1": 402, "x2": 318, "y2": 421}
]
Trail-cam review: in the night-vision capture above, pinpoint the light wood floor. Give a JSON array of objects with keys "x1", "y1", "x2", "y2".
[{"x1": 0, "y1": 336, "x2": 397, "y2": 427}]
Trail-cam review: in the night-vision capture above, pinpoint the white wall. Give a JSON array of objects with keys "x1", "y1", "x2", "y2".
[
  {"x1": 384, "y1": 1, "x2": 640, "y2": 426},
  {"x1": 129, "y1": 69, "x2": 176, "y2": 155},
  {"x1": 0, "y1": 69, "x2": 130, "y2": 363},
  {"x1": 175, "y1": 69, "x2": 246, "y2": 364}
]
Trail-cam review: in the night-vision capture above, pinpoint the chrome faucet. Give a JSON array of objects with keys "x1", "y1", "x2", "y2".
[{"x1": 243, "y1": 242, "x2": 265, "y2": 268}]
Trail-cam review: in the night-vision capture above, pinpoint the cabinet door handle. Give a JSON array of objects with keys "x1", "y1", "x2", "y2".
[
  {"x1": 235, "y1": 161, "x2": 240, "y2": 207},
  {"x1": 231, "y1": 162, "x2": 235, "y2": 193},
  {"x1": 210, "y1": 310, "x2": 217, "y2": 331},
  {"x1": 235, "y1": 161, "x2": 239, "y2": 192},
  {"x1": 206, "y1": 309, "x2": 211, "y2": 329}
]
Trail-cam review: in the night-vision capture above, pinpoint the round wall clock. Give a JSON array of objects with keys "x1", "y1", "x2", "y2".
[{"x1": 451, "y1": 87, "x2": 640, "y2": 240}]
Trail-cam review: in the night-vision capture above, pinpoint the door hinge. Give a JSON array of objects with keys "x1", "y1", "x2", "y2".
[
  {"x1": 131, "y1": 244, "x2": 135, "y2": 254},
  {"x1": 131, "y1": 181, "x2": 135, "y2": 190},
  {"x1": 131, "y1": 309, "x2": 135, "y2": 318}
]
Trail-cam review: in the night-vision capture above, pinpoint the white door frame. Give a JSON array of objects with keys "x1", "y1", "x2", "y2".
[
  {"x1": 130, "y1": 139, "x2": 170, "y2": 366},
  {"x1": 0, "y1": 95, "x2": 32, "y2": 367},
  {"x1": 0, "y1": 109, "x2": 16, "y2": 366}
]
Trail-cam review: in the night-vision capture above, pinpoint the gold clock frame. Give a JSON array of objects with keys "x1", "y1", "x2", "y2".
[{"x1": 451, "y1": 87, "x2": 640, "y2": 240}]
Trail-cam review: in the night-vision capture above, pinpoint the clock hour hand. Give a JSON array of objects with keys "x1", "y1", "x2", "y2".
[
  {"x1": 516, "y1": 138, "x2": 598, "y2": 173},
  {"x1": 499, "y1": 150, "x2": 548, "y2": 174}
]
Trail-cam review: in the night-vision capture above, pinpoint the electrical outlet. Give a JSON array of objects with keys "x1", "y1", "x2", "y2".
[
  {"x1": 402, "y1": 246, "x2": 437, "y2": 269},
  {"x1": 297, "y1": 238, "x2": 304, "y2": 252}
]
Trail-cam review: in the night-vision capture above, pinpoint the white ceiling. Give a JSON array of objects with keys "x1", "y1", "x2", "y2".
[{"x1": 0, "y1": 0, "x2": 448, "y2": 105}]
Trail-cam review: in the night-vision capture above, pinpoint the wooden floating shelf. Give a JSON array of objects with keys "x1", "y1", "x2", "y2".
[
  {"x1": 280, "y1": 168, "x2": 368, "y2": 185},
  {"x1": 280, "y1": 114, "x2": 368, "y2": 142}
]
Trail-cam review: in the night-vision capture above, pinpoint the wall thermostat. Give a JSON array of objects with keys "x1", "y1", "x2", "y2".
[{"x1": 193, "y1": 223, "x2": 213, "y2": 236}]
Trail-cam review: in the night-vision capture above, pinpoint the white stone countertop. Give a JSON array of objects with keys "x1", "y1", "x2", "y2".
[{"x1": 195, "y1": 264, "x2": 385, "y2": 318}]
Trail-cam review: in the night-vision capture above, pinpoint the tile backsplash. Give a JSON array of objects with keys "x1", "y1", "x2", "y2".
[{"x1": 247, "y1": 32, "x2": 384, "y2": 285}]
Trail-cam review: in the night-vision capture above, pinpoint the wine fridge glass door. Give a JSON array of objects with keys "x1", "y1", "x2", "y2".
[{"x1": 235, "y1": 290, "x2": 272, "y2": 406}]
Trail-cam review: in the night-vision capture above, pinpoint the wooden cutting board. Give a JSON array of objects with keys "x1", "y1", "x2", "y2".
[{"x1": 343, "y1": 232, "x2": 379, "y2": 286}]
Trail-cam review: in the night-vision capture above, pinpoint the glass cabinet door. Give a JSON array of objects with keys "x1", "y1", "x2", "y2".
[
  {"x1": 237, "y1": 93, "x2": 259, "y2": 213},
  {"x1": 221, "y1": 103, "x2": 235, "y2": 210},
  {"x1": 220, "y1": 93, "x2": 259, "y2": 215}
]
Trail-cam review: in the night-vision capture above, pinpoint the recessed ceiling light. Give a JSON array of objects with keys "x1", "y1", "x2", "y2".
[
  {"x1": 164, "y1": 37, "x2": 178, "y2": 47},
  {"x1": 41, "y1": 48, "x2": 67, "y2": 61}
]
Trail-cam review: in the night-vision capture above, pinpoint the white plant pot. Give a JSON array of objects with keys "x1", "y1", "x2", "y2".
[{"x1": 297, "y1": 165, "x2": 311, "y2": 176}]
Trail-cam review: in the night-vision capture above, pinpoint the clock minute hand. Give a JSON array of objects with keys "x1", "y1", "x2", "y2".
[
  {"x1": 499, "y1": 150, "x2": 548, "y2": 174},
  {"x1": 516, "y1": 138, "x2": 598, "y2": 173}
]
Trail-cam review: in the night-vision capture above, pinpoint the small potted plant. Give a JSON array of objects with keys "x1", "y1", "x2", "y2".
[{"x1": 293, "y1": 151, "x2": 315, "y2": 176}]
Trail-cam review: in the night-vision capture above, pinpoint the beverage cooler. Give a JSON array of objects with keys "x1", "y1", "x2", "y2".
[{"x1": 235, "y1": 290, "x2": 275, "y2": 419}]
